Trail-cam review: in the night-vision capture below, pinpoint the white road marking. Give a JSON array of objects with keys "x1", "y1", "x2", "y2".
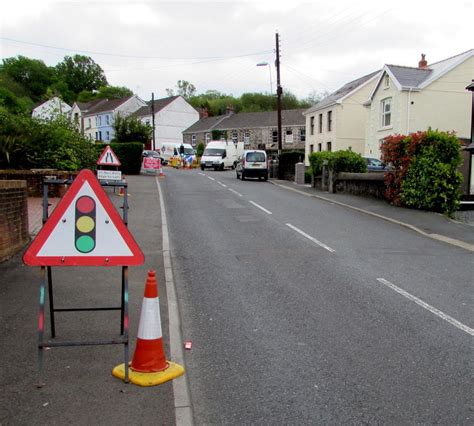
[
  {"x1": 217, "y1": 182, "x2": 227, "y2": 188},
  {"x1": 286, "y1": 223, "x2": 336, "y2": 253},
  {"x1": 228, "y1": 188, "x2": 243, "y2": 197},
  {"x1": 198, "y1": 172, "x2": 205, "y2": 176},
  {"x1": 376, "y1": 278, "x2": 474, "y2": 336},
  {"x1": 249, "y1": 201, "x2": 272, "y2": 215},
  {"x1": 207, "y1": 176, "x2": 215, "y2": 181}
]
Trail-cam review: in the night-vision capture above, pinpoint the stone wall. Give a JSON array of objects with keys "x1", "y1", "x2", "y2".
[{"x1": 0, "y1": 180, "x2": 29, "y2": 262}]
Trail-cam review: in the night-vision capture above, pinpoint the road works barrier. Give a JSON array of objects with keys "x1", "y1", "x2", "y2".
[{"x1": 112, "y1": 270, "x2": 184, "y2": 386}]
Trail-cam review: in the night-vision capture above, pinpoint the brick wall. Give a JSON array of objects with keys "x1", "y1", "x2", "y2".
[
  {"x1": 0, "y1": 180, "x2": 29, "y2": 262},
  {"x1": 0, "y1": 170, "x2": 77, "y2": 197}
]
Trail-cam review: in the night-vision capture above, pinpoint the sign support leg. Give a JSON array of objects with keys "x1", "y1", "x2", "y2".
[
  {"x1": 37, "y1": 266, "x2": 46, "y2": 388},
  {"x1": 123, "y1": 266, "x2": 129, "y2": 383},
  {"x1": 47, "y1": 266, "x2": 56, "y2": 338}
]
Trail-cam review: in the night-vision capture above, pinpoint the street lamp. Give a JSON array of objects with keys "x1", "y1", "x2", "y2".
[{"x1": 256, "y1": 62, "x2": 273, "y2": 94}]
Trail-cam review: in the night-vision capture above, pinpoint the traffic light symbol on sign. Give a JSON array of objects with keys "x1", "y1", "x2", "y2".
[{"x1": 75, "y1": 196, "x2": 96, "y2": 253}]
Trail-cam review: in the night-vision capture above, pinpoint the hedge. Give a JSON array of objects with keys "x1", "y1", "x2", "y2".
[
  {"x1": 109, "y1": 142, "x2": 144, "y2": 174},
  {"x1": 308, "y1": 149, "x2": 366, "y2": 175},
  {"x1": 380, "y1": 129, "x2": 462, "y2": 215}
]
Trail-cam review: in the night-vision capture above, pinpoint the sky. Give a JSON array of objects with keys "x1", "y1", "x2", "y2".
[{"x1": 1, "y1": 0, "x2": 473, "y2": 102}]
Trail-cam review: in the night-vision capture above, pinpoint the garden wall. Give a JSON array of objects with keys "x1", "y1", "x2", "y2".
[{"x1": 0, "y1": 180, "x2": 29, "y2": 262}]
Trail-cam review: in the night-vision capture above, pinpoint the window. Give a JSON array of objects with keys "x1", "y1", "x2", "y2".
[
  {"x1": 106, "y1": 131, "x2": 110, "y2": 141},
  {"x1": 310, "y1": 144, "x2": 314, "y2": 154},
  {"x1": 318, "y1": 143, "x2": 322, "y2": 151},
  {"x1": 327, "y1": 141, "x2": 332, "y2": 152},
  {"x1": 231, "y1": 130, "x2": 238, "y2": 144},
  {"x1": 381, "y1": 98, "x2": 391, "y2": 127},
  {"x1": 74, "y1": 113, "x2": 79, "y2": 123},
  {"x1": 318, "y1": 114, "x2": 323, "y2": 133},
  {"x1": 98, "y1": 116, "x2": 102, "y2": 126},
  {"x1": 106, "y1": 115, "x2": 110, "y2": 125},
  {"x1": 299, "y1": 127, "x2": 306, "y2": 142},
  {"x1": 327, "y1": 111, "x2": 332, "y2": 132},
  {"x1": 310, "y1": 117, "x2": 314, "y2": 135},
  {"x1": 272, "y1": 130, "x2": 278, "y2": 143},
  {"x1": 191, "y1": 134, "x2": 196, "y2": 147},
  {"x1": 285, "y1": 129, "x2": 293, "y2": 144},
  {"x1": 244, "y1": 131, "x2": 250, "y2": 145},
  {"x1": 383, "y1": 74, "x2": 390, "y2": 89},
  {"x1": 87, "y1": 118, "x2": 91, "y2": 128},
  {"x1": 205, "y1": 133, "x2": 211, "y2": 143}
]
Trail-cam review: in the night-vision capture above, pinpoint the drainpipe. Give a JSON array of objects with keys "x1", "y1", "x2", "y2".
[{"x1": 406, "y1": 88, "x2": 412, "y2": 134}]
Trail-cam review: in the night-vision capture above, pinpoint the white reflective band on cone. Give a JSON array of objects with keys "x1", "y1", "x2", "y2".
[{"x1": 137, "y1": 297, "x2": 163, "y2": 340}]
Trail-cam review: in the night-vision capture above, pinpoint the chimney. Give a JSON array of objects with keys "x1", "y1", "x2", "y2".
[
  {"x1": 199, "y1": 107, "x2": 209, "y2": 119},
  {"x1": 418, "y1": 53, "x2": 428, "y2": 69},
  {"x1": 225, "y1": 105, "x2": 234, "y2": 116}
]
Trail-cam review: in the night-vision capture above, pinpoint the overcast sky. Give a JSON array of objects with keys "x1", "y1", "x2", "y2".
[{"x1": 1, "y1": 0, "x2": 473, "y2": 102}]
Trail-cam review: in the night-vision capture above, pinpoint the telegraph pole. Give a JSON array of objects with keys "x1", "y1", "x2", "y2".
[
  {"x1": 151, "y1": 92, "x2": 156, "y2": 151},
  {"x1": 275, "y1": 32, "x2": 283, "y2": 177}
]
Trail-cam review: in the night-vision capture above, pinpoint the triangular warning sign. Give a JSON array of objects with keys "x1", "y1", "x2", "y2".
[
  {"x1": 23, "y1": 170, "x2": 144, "y2": 266},
  {"x1": 97, "y1": 145, "x2": 121, "y2": 166}
]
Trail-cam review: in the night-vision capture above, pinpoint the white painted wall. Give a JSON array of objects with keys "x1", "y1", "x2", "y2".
[
  {"x1": 139, "y1": 97, "x2": 199, "y2": 150},
  {"x1": 32, "y1": 97, "x2": 71, "y2": 120}
]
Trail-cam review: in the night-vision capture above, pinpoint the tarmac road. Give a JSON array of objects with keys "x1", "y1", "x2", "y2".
[{"x1": 161, "y1": 167, "x2": 472, "y2": 424}]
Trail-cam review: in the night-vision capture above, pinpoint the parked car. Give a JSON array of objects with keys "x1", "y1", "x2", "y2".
[
  {"x1": 363, "y1": 157, "x2": 389, "y2": 171},
  {"x1": 236, "y1": 150, "x2": 268, "y2": 181},
  {"x1": 142, "y1": 150, "x2": 164, "y2": 164}
]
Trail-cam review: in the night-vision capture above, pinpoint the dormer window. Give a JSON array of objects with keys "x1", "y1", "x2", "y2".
[{"x1": 383, "y1": 74, "x2": 390, "y2": 89}]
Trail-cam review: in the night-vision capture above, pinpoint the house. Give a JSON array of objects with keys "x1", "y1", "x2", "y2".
[
  {"x1": 183, "y1": 108, "x2": 307, "y2": 153},
  {"x1": 132, "y1": 96, "x2": 199, "y2": 151},
  {"x1": 303, "y1": 71, "x2": 380, "y2": 165},
  {"x1": 82, "y1": 95, "x2": 147, "y2": 142},
  {"x1": 70, "y1": 99, "x2": 108, "y2": 135},
  {"x1": 365, "y1": 49, "x2": 474, "y2": 158},
  {"x1": 32, "y1": 97, "x2": 72, "y2": 120}
]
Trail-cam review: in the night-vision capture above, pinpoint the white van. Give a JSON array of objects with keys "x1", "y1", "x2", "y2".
[
  {"x1": 200, "y1": 141, "x2": 244, "y2": 171},
  {"x1": 161, "y1": 143, "x2": 196, "y2": 164},
  {"x1": 235, "y1": 150, "x2": 268, "y2": 181}
]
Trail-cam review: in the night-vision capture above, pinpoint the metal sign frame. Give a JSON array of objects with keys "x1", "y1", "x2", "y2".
[{"x1": 34, "y1": 176, "x2": 136, "y2": 386}]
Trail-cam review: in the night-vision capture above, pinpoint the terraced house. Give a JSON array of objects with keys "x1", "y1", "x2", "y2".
[
  {"x1": 303, "y1": 71, "x2": 380, "y2": 165},
  {"x1": 364, "y1": 49, "x2": 474, "y2": 158},
  {"x1": 183, "y1": 108, "x2": 306, "y2": 154},
  {"x1": 81, "y1": 95, "x2": 146, "y2": 142}
]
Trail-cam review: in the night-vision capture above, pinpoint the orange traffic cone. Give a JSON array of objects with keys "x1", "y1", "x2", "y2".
[
  {"x1": 112, "y1": 270, "x2": 184, "y2": 386},
  {"x1": 158, "y1": 167, "x2": 165, "y2": 178},
  {"x1": 130, "y1": 271, "x2": 167, "y2": 372},
  {"x1": 118, "y1": 186, "x2": 125, "y2": 196}
]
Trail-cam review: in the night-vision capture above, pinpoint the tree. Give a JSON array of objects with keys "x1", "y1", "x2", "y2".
[
  {"x1": 55, "y1": 55, "x2": 108, "y2": 95},
  {"x1": 1, "y1": 56, "x2": 53, "y2": 101},
  {"x1": 304, "y1": 90, "x2": 329, "y2": 106},
  {"x1": 77, "y1": 86, "x2": 133, "y2": 102},
  {"x1": 113, "y1": 114, "x2": 152, "y2": 144},
  {"x1": 166, "y1": 80, "x2": 196, "y2": 99}
]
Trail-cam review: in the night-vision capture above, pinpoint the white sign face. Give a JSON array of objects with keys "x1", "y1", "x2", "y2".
[
  {"x1": 36, "y1": 181, "x2": 132, "y2": 257},
  {"x1": 97, "y1": 170, "x2": 122, "y2": 181}
]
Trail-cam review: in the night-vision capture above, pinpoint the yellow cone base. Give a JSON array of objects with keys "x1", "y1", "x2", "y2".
[{"x1": 112, "y1": 361, "x2": 184, "y2": 387}]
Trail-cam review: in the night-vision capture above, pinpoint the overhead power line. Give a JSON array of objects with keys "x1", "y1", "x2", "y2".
[{"x1": 0, "y1": 36, "x2": 273, "y2": 61}]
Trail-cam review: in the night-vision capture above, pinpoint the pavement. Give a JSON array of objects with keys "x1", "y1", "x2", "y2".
[{"x1": 269, "y1": 179, "x2": 474, "y2": 252}]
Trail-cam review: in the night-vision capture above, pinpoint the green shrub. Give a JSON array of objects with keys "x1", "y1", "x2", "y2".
[
  {"x1": 381, "y1": 129, "x2": 462, "y2": 215},
  {"x1": 113, "y1": 114, "x2": 152, "y2": 144},
  {"x1": 196, "y1": 142, "x2": 205, "y2": 157},
  {"x1": 332, "y1": 150, "x2": 367, "y2": 173},
  {"x1": 308, "y1": 149, "x2": 366, "y2": 175},
  {"x1": 0, "y1": 112, "x2": 97, "y2": 170},
  {"x1": 109, "y1": 142, "x2": 144, "y2": 174}
]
